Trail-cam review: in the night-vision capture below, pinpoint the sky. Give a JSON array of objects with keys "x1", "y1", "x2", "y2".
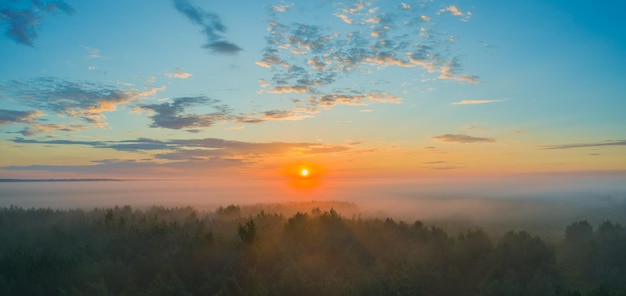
[{"x1": 1, "y1": 0, "x2": 625, "y2": 195}]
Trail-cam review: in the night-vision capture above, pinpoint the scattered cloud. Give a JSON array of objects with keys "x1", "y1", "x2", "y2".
[
  {"x1": 439, "y1": 5, "x2": 464, "y2": 16},
  {"x1": 400, "y1": 3, "x2": 412, "y2": 10},
  {"x1": 0, "y1": 108, "x2": 90, "y2": 136},
  {"x1": 0, "y1": 77, "x2": 164, "y2": 129},
  {"x1": 540, "y1": 140, "x2": 626, "y2": 150},
  {"x1": 172, "y1": 0, "x2": 242, "y2": 54},
  {"x1": 165, "y1": 69, "x2": 193, "y2": 79},
  {"x1": 0, "y1": 0, "x2": 75, "y2": 47},
  {"x1": 452, "y1": 99, "x2": 508, "y2": 105},
  {"x1": 437, "y1": 5, "x2": 472, "y2": 22},
  {"x1": 432, "y1": 134, "x2": 495, "y2": 144},
  {"x1": 257, "y1": 0, "x2": 479, "y2": 101},
  {"x1": 139, "y1": 96, "x2": 229, "y2": 130}
]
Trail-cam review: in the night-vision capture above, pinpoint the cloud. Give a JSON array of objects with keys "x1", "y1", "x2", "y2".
[
  {"x1": 172, "y1": 0, "x2": 242, "y2": 54},
  {"x1": 306, "y1": 91, "x2": 401, "y2": 109},
  {"x1": 13, "y1": 137, "x2": 175, "y2": 152},
  {"x1": 84, "y1": 46, "x2": 102, "y2": 59},
  {"x1": 0, "y1": 0, "x2": 75, "y2": 47},
  {"x1": 268, "y1": 85, "x2": 310, "y2": 94},
  {"x1": 139, "y1": 96, "x2": 229, "y2": 130},
  {"x1": 438, "y1": 58, "x2": 479, "y2": 83},
  {"x1": 138, "y1": 95, "x2": 322, "y2": 131},
  {"x1": 260, "y1": 109, "x2": 313, "y2": 121},
  {"x1": 0, "y1": 109, "x2": 42, "y2": 125},
  {"x1": 225, "y1": 125, "x2": 244, "y2": 130},
  {"x1": 439, "y1": 5, "x2": 464, "y2": 16},
  {"x1": 400, "y1": 3, "x2": 412, "y2": 10},
  {"x1": 540, "y1": 140, "x2": 626, "y2": 150},
  {"x1": 19, "y1": 123, "x2": 89, "y2": 136},
  {"x1": 272, "y1": 4, "x2": 292, "y2": 13},
  {"x1": 257, "y1": 1, "x2": 480, "y2": 101},
  {"x1": 432, "y1": 134, "x2": 495, "y2": 143},
  {"x1": 165, "y1": 69, "x2": 193, "y2": 79},
  {"x1": 11, "y1": 136, "x2": 354, "y2": 162},
  {"x1": 1, "y1": 77, "x2": 164, "y2": 128},
  {"x1": 423, "y1": 161, "x2": 447, "y2": 164},
  {"x1": 452, "y1": 99, "x2": 507, "y2": 105},
  {"x1": 1, "y1": 158, "x2": 244, "y2": 176},
  {"x1": 0, "y1": 108, "x2": 91, "y2": 136}
]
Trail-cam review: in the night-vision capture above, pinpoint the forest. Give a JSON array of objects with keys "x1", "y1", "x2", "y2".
[{"x1": 1, "y1": 202, "x2": 625, "y2": 296}]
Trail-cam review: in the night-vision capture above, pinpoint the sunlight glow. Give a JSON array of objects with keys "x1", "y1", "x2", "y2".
[{"x1": 300, "y1": 168, "x2": 309, "y2": 177}]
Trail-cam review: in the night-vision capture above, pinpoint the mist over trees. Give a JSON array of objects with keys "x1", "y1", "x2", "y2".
[{"x1": 1, "y1": 203, "x2": 625, "y2": 295}]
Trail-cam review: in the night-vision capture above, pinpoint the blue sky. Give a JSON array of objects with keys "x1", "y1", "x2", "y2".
[{"x1": 0, "y1": 0, "x2": 625, "y2": 183}]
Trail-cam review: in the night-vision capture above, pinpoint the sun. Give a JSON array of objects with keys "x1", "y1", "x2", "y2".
[{"x1": 300, "y1": 168, "x2": 309, "y2": 177}]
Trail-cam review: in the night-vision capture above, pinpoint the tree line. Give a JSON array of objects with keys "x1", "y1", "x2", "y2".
[{"x1": 0, "y1": 204, "x2": 625, "y2": 295}]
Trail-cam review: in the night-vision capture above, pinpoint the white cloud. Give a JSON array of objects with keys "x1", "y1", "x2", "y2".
[
  {"x1": 452, "y1": 99, "x2": 508, "y2": 105},
  {"x1": 165, "y1": 69, "x2": 192, "y2": 79},
  {"x1": 439, "y1": 5, "x2": 464, "y2": 16}
]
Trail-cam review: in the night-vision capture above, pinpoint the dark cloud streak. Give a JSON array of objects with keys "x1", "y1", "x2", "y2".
[
  {"x1": 0, "y1": 109, "x2": 40, "y2": 125},
  {"x1": 140, "y1": 96, "x2": 229, "y2": 130},
  {"x1": 433, "y1": 134, "x2": 495, "y2": 144},
  {"x1": 540, "y1": 140, "x2": 626, "y2": 150},
  {"x1": 173, "y1": 0, "x2": 242, "y2": 54},
  {"x1": 10, "y1": 136, "x2": 353, "y2": 161}
]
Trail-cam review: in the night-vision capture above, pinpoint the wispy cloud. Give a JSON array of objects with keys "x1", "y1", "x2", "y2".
[
  {"x1": 0, "y1": 0, "x2": 75, "y2": 47},
  {"x1": 305, "y1": 92, "x2": 401, "y2": 109},
  {"x1": 452, "y1": 99, "x2": 508, "y2": 105},
  {"x1": 11, "y1": 136, "x2": 354, "y2": 162},
  {"x1": 438, "y1": 58, "x2": 479, "y2": 83},
  {"x1": 271, "y1": 4, "x2": 292, "y2": 13},
  {"x1": 19, "y1": 123, "x2": 89, "y2": 136},
  {"x1": 1, "y1": 77, "x2": 164, "y2": 130},
  {"x1": 172, "y1": 0, "x2": 242, "y2": 54},
  {"x1": 165, "y1": 69, "x2": 193, "y2": 79},
  {"x1": 540, "y1": 140, "x2": 626, "y2": 150},
  {"x1": 84, "y1": 46, "x2": 102, "y2": 59},
  {"x1": 432, "y1": 134, "x2": 495, "y2": 143}
]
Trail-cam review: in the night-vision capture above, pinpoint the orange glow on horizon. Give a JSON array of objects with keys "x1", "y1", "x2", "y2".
[{"x1": 281, "y1": 162, "x2": 325, "y2": 190}]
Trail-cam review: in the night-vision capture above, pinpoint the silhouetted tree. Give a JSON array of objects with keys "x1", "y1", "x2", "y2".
[{"x1": 238, "y1": 218, "x2": 257, "y2": 244}]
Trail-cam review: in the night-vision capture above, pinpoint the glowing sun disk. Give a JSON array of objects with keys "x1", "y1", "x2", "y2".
[{"x1": 300, "y1": 169, "x2": 309, "y2": 177}]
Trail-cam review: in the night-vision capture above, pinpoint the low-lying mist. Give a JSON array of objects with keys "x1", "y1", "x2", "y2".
[{"x1": 1, "y1": 173, "x2": 624, "y2": 238}]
